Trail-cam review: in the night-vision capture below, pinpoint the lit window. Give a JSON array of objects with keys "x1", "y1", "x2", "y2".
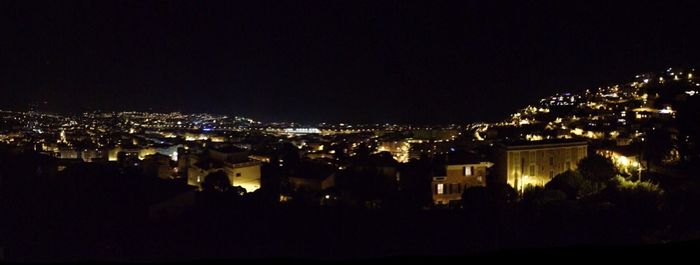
[
  {"x1": 464, "y1": 166, "x2": 472, "y2": 176},
  {"x1": 437, "y1": 184, "x2": 444, "y2": 194}
]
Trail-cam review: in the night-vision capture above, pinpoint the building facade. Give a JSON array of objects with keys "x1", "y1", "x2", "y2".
[
  {"x1": 183, "y1": 146, "x2": 262, "y2": 192},
  {"x1": 493, "y1": 140, "x2": 588, "y2": 192},
  {"x1": 432, "y1": 162, "x2": 493, "y2": 205}
]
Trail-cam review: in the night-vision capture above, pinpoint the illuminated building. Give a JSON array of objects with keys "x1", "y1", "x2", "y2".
[
  {"x1": 282, "y1": 127, "x2": 321, "y2": 135},
  {"x1": 222, "y1": 161, "x2": 262, "y2": 192},
  {"x1": 493, "y1": 139, "x2": 588, "y2": 193},
  {"x1": 57, "y1": 147, "x2": 79, "y2": 159},
  {"x1": 185, "y1": 146, "x2": 262, "y2": 192},
  {"x1": 432, "y1": 161, "x2": 493, "y2": 205},
  {"x1": 80, "y1": 149, "x2": 108, "y2": 162},
  {"x1": 138, "y1": 147, "x2": 157, "y2": 160},
  {"x1": 376, "y1": 140, "x2": 410, "y2": 163},
  {"x1": 248, "y1": 154, "x2": 271, "y2": 163}
]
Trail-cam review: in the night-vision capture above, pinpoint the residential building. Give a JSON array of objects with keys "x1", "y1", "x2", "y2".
[{"x1": 432, "y1": 161, "x2": 493, "y2": 205}]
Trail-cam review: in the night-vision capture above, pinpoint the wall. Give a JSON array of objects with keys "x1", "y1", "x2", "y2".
[{"x1": 224, "y1": 162, "x2": 261, "y2": 192}]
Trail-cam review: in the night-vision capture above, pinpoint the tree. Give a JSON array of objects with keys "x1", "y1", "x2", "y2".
[
  {"x1": 488, "y1": 183, "x2": 518, "y2": 207},
  {"x1": 354, "y1": 143, "x2": 372, "y2": 159},
  {"x1": 389, "y1": 158, "x2": 433, "y2": 209},
  {"x1": 462, "y1": 186, "x2": 489, "y2": 212},
  {"x1": 545, "y1": 170, "x2": 595, "y2": 199},
  {"x1": 643, "y1": 129, "x2": 674, "y2": 166},
  {"x1": 202, "y1": 171, "x2": 231, "y2": 192},
  {"x1": 676, "y1": 96, "x2": 700, "y2": 165},
  {"x1": 521, "y1": 185, "x2": 567, "y2": 210},
  {"x1": 461, "y1": 184, "x2": 517, "y2": 213},
  {"x1": 606, "y1": 176, "x2": 664, "y2": 226},
  {"x1": 279, "y1": 143, "x2": 301, "y2": 168},
  {"x1": 577, "y1": 154, "x2": 616, "y2": 190}
]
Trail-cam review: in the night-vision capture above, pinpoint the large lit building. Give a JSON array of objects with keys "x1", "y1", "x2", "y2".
[{"x1": 493, "y1": 139, "x2": 588, "y2": 192}]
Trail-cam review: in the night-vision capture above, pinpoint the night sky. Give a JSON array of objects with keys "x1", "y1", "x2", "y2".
[{"x1": 2, "y1": 0, "x2": 700, "y2": 124}]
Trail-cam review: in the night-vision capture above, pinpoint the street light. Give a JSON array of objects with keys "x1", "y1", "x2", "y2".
[
  {"x1": 632, "y1": 161, "x2": 643, "y2": 183},
  {"x1": 635, "y1": 164, "x2": 642, "y2": 182}
]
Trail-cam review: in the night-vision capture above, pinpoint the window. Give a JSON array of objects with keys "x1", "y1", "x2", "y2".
[
  {"x1": 458, "y1": 184, "x2": 462, "y2": 194},
  {"x1": 464, "y1": 166, "x2": 472, "y2": 176},
  {"x1": 565, "y1": 161, "x2": 571, "y2": 170},
  {"x1": 549, "y1": 157, "x2": 554, "y2": 166},
  {"x1": 235, "y1": 172, "x2": 242, "y2": 177},
  {"x1": 549, "y1": 171, "x2": 554, "y2": 179},
  {"x1": 437, "y1": 184, "x2": 444, "y2": 194},
  {"x1": 529, "y1": 165, "x2": 535, "y2": 176}
]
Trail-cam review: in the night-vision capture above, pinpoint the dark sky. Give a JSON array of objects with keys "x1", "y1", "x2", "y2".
[{"x1": 2, "y1": 0, "x2": 700, "y2": 124}]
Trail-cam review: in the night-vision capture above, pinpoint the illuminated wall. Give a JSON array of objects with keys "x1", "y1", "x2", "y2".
[
  {"x1": 224, "y1": 162, "x2": 262, "y2": 192},
  {"x1": 187, "y1": 166, "x2": 211, "y2": 188},
  {"x1": 495, "y1": 141, "x2": 588, "y2": 193},
  {"x1": 108, "y1": 147, "x2": 121, "y2": 161},
  {"x1": 138, "y1": 148, "x2": 157, "y2": 160},
  {"x1": 80, "y1": 149, "x2": 106, "y2": 162},
  {"x1": 58, "y1": 149, "x2": 79, "y2": 159}
]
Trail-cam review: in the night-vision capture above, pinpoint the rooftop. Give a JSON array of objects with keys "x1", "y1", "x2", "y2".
[{"x1": 499, "y1": 138, "x2": 588, "y2": 150}]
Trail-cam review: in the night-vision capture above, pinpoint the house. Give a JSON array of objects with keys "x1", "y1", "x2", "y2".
[
  {"x1": 184, "y1": 146, "x2": 262, "y2": 192},
  {"x1": 288, "y1": 161, "x2": 336, "y2": 193},
  {"x1": 432, "y1": 158, "x2": 493, "y2": 205}
]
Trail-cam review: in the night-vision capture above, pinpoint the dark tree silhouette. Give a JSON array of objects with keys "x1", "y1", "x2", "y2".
[
  {"x1": 521, "y1": 185, "x2": 567, "y2": 210},
  {"x1": 545, "y1": 170, "x2": 594, "y2": 199},
  {"x1": 279, "y1": 143, "x2": 301, "y2": 168},
  {"x1": 462, "y1": 186, "x2": 489, "y2": 212},
  {"x1": 202, "y1": 171, "x2": 231, "y2": 192},
  {"x1": 461, "y1": 184, "x2": 517, "y2": 212},
  {"x1": 354, "y1": 143, "x2": 372, "y2": 159},
  {"x1": 676, "y1": 96, "x2": 700, "y2": 166},
  {"x1": 389, "y1": 158, "x2": 433, "y2": 209},
  {"x1": 643, "y1": 129, "x2": 674, "y2": 166},
  {"x1": 577, "y1": 154, "x2": 616, "y2": 189}
]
